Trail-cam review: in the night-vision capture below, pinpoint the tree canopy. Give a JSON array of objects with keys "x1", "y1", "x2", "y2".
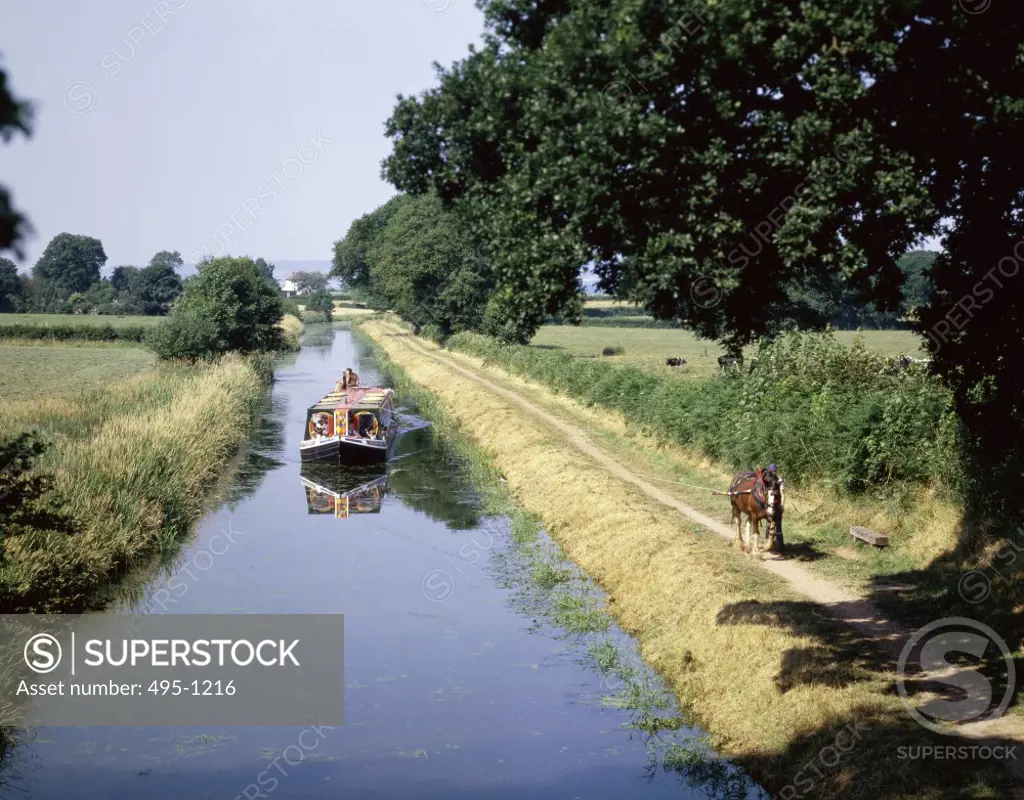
[
  {"x1": 332, "y1": 193, "x2": 494, "y2": 337},
  {"x1": 148, "y1": 255, "x2": 283, "y2": 360},
  {"x1": 32, "y1": 233, "x2": 107, "y2": 307},
  {"x1": 0, "y1": 60, "x2": 33, "y2": 260},
  {"x1": 0, "y1": 256, "x2": 23, "y2": 312},
  {"x1": 383, "y1": 0, "x2": 1024, "y2": 499}
]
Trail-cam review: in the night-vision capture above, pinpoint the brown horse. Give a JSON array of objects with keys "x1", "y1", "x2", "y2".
[{"x1": 726, "y1": 468, "x2": 779, "y2": 558}]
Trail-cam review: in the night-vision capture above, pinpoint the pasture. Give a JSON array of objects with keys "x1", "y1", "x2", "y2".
[
  {"x1": 1, "y1": 313, "x2": 162, "y2": 328},
  {"x1": 531, "y1": 324, "x2": 926, "y2": 380},
  {"x1": 0, "y1": 342, "x2": 157, "y2": 400}
]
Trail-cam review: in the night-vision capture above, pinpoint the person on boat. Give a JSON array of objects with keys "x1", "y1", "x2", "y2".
[
  {"x1": 764, "y1": 463, "x2": 785, "y2": 551},
  {"x1": 343, "y1": 368, "x2": 359, "y2": 388}
]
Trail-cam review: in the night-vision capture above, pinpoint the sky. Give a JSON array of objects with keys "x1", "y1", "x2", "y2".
[{"x1": 0, "y1": 0, "x2": 486, "y2": 271}]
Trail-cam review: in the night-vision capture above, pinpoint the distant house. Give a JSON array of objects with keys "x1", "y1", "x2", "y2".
[{"x1": 279, "y1": 275, "x2": 312, "y2": 298}]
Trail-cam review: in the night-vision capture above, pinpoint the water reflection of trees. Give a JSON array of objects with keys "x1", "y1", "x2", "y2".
[
  {"x1": 219, "y1": 392, "x2": 287, "y2": 509},
  {"x1": 387, "y1": 426, "x2": 480, "y2": 530}
]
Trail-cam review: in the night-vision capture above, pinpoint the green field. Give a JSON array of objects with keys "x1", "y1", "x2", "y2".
[
  {"x1": 531, "y1": 323, "x2": 926, "y2": 380},
  {"x1": 0, "y1": 313, "x2": 161, "y2": 328},
  {"x1": 0, "y1": 342, "x2": 157, "y2": 400}
]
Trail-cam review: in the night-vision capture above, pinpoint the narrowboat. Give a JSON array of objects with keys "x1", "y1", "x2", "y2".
[
  {"x1": 299, "y1": 386, "x2": 398, "y2": 463},
  {"x1": 300, "y1": 469, "x2": 389, "y2": 518}
]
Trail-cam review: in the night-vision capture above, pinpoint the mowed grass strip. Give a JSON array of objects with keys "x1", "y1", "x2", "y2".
[
  {"x1": 0, "y1": 342, "x2": 157, "y2": 400},
  {"x1": 0, "y1": 349, "x2": 268, "y2": 611},
  {"x1": 531, "y1": 324, "x2": 927, "y2": 381},
  {"x1": 362, "y1": 321, "x2": 1013, "y2": 799}
]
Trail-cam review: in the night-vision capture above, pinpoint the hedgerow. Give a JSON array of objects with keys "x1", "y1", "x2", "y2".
[{"x1": 447, "y1": 330, "x2": 961, "y2": 498}]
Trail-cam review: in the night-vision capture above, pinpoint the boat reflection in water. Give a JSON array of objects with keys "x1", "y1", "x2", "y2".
[{"x1": 299, "y1": 463, "x2": 390, "y2": 519}]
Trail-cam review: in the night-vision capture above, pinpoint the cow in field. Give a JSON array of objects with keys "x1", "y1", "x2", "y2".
[
  {"x1": 718, "y1": 355, "x2": 743, "y2": 372},
  {"x1": 665, "y1": 357, "x2": 687, "y2": 367}
]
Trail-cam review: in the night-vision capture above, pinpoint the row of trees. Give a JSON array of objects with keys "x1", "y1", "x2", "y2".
[
  {"x1": 331, "y1": 192, "x2": 495, "y2": 338},
  {"x1": 0, "y1": 233, "x2": 187, "y2": 315},
  {"x1": 380, "y1": 0, "x2": 1024, "y2": 507}
]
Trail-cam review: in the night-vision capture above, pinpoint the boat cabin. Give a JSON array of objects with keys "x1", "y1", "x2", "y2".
[{"x1": 304, "y1": 386, "x2": 395, "y2": 443}]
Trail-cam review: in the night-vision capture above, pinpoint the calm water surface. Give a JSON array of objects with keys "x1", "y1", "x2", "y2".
[{"x1": 8, "y1": 327, "x2": 764, "y2": 799}]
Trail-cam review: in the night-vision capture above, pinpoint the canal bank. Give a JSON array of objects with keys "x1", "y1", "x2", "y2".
[
  {"x1": 358, "y1": 320, "x2": 1018, "y2": 799},
  {"x1": 4, "y1": 325, "x2": 763, "y2": 799}
]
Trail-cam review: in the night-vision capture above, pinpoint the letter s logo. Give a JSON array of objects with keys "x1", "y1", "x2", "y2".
[{"x1": 24, "y1": 633, "x2": 62, "y2": 674}]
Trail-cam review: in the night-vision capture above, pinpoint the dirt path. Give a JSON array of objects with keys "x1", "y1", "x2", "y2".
[{"x1": 375, "y1": 323, "x2": 1024, "y2": 771}]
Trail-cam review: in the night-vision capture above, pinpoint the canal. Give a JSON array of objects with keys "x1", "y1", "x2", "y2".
[{"x1": 7, "y1": 327, "x2": 764, "y2": 800}]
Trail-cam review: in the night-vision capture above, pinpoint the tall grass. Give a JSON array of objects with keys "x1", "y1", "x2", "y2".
[
  {"x1": 448, "y1": 329, "x2": 961, "y2": 501},
  {"x1": 0, "y1": 355, "x2": 270, "y2": 611}
]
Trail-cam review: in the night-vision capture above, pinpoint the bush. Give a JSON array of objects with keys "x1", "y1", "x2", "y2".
[
  {"x1": 280, "y1": 298, "x2": 303, "y2": 318},
  {"x1": 147, "y1": 306, "x2": 222, "y2": 361},
  {"x1": 447, "y1": 330, "x2": 960, "y2": 497},
  {"x1": 149, "y1": 256, "x2": 283, "y2": 361},
  {"x1": 304, "y1": 288, "x2": 335, "y2": 322}
]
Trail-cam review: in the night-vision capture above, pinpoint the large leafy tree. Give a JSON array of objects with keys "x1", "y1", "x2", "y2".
[
  {"x1": 0, "y1": 59, "x2": 32, "y2": 259},
  {"x1": 367, "y1": 193, "x2": 494, "y2": 336},
  {"x1": 32, "y1": 233, "x2": 107, "y2": 305},
  {"x1": 331, "y1": 195, "x2": 410, "y2": 297},
  {"x1": 332, "y1": 193, "x2": 494, "y2": 335},
  {"x1": 384, "y1": 0, "x2": 1024, "y2": 501},
  {"x1": 148, "y1": 255, "x2": 283, "y2": 360},
  {"x1": 0, "y1": 256, "x2": 24, "y2": 312},
  {"x1": 137, "y1": 250, "x2": 184, "y2": 314}
]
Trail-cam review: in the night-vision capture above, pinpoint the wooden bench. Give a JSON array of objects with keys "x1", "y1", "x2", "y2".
[{"x1": 851, "y1": 526, "x2": 889, "y2": 547}]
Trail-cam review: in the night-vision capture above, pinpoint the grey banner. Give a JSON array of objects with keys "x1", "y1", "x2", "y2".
[{"x1": 0, "y1": 614, "x2": 344, "y2": 726}]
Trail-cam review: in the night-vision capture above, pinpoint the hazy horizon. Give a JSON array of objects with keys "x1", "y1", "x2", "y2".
[{"x1": 0, "y1": 1, "x2": 486, "y2": 271}]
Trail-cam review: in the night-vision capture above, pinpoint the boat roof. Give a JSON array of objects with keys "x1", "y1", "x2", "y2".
[{"x1": 308, "y1": 386, "x2": 393, "y2": 413}]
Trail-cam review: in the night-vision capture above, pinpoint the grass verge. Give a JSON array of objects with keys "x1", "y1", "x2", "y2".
[
  {"x1": 0, "y1": 353, "x2": 271, "y2": 611},
  {"x1": 360, "y1": 320, "x2": 1014, "y2": 800}
]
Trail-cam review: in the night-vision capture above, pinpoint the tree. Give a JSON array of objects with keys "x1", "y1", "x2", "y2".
[
  {"x1": 33, "y1": 233, "x2": 107, "y2": 306},
  {"x1": 365, "y1": 193, "x2": 493, "y2": 337},
  {"x1": 289, "y1": 270, "x2": 329, "y2": 294},
  {"x1": 136, "y1": 250, "x2": 184, "y2": 314},
  {"x1": 110, "y1": 265, "x2": 140, "y2": 294},
  {"x1": 0, "y1": 257, "x2": 24, "y2": 312},
  {"x1": 384, "y1": 0, "x2": 1024, "y2": 501},
  {"x1": 0, "y1": 61, "x2": 33, "y2": 259},
  {"x1": 304, "y1": 288, "x2": 335, "y2": 322},
  {"x1": 331, "y1": 195, "x2": 410, "y2": 296},
  {"x1": 254, "y1": 257, "x2": 275, "y2": 283},
  {"x1": 148, "y1": 255, "x2": 283, "y2": 360},
  {"x1": 897, "y1": 250, "x2": 937, "y2": 315}
]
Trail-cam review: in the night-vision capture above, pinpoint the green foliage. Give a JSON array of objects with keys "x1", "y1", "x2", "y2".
[
  {"x1": 333, "y1": 193, "x2": 494, "y2": 336},
  {"x1": 290, "y1": 270, "x2": 329, "y2": 293},
  {"x1": 0, "y1": 62, "x2": 33, "y2": 259},
  {"x1": 304, "y1": 288, "x2": 335, "y2": 321},
  {"x1": 33, "y1": 233, "x2": 107, "y2": 306},
  {"x1": 0, "y1": 321, "x2": 150, "y2": 342},
  {"x1": 384, "y1": 0, "x2": 1024, "y2": 510},
  {"x1": 254, "y1": 257, "x2": 275, "y2": 283},
  {"x1": 0, "y1": 431, "x2": 76, "y2": 542},
  {"x1": 280, "y1": 298, "x2": 303, "y2": 318},
  {"x1": 148, "y1": 256, "x2": 283, "y2": 361},
  {"x1": 331, "y1": 195, "x2": 409, "y2": 293},
  {"x1": 449, "y1": 330, "x2": 960, "y2": 498},
  {"x1": 0, "y1": 256, "x2": 24, "y2": 311}
]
